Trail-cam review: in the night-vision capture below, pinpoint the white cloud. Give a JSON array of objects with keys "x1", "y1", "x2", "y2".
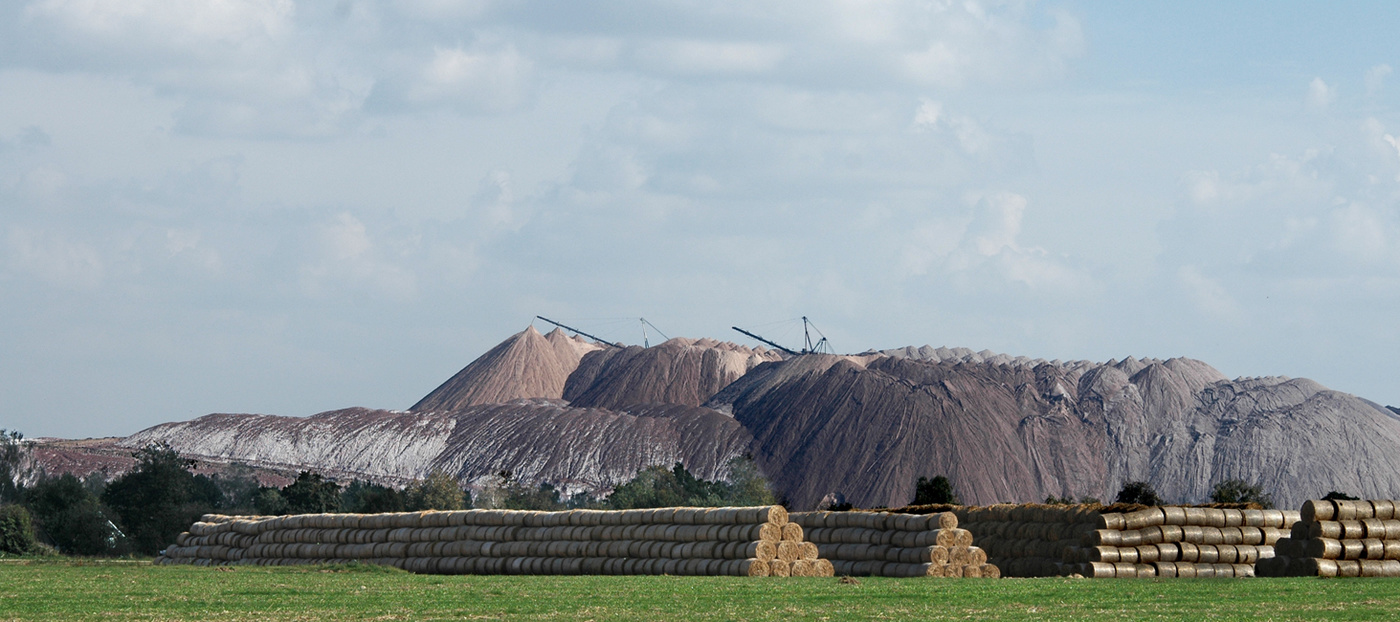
[
  {"x1": 635, "y1": 40, "x2": 787, "y2": 76},
  {"x1": 300, "y1": 213, "x2": 417, "y2": 300},
  {"x1": 405, "y1": 46, "x2": 534, "y2": 111},
  {"x1": 1307, "y1": 77, "x2": 1335, "y2": 111},
  {"x1": 1366, "y1": 64, "x2": 1392, "y2": 97},
  {"x1": 1178, "y1": 265, "x2": 1242, "y2": 322},
  {"x1": 899, "y1": 191, "x2": 1089, "y2": 291},
  {"x1": 4, "y1": 227, "x2": 104, "y2": 288}
]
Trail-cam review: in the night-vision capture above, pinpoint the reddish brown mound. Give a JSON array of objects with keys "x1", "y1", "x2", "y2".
[
  {"x1": 411, "y1": 327, "x2": 601, "y2": 411},
  {"x1": 563, "y1": 337, "x2": 780, "y2": 409},
  {"x1": 708, "y1": 354, "x2": 1400, "y2": 510},
  {"x1": 709, "y1": 355, "x2": 1103, "y2": 510}
]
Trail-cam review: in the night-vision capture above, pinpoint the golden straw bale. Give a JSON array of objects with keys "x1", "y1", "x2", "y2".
[
  {"x1": 767, "y1": 560, "x2": 790, "y2": 577},
  {"x1": 782, "y1": 523, "x2": 803, "y2": 542}
]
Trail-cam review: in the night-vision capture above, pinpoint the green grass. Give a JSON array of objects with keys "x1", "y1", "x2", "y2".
[{"x1": 2, "y1": 559, "x2": 1399, "y2": 621}]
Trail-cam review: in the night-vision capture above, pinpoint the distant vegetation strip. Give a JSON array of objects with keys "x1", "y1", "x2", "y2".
[{"x1": 2, "y1": 561, "x2": 1400, "y2": 621}]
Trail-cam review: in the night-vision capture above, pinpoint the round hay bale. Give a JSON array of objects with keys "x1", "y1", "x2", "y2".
[
  {"x1": 1085, "y1": 561, "x2": 1114, "y2": 578},
  {"x1": 935, "y1": 512, "x2": 958, "y2": 530},
  {"x1": 1383, "y1": 540, "x2": 1400, "y2": 560},
  {"x1": 782, "y1": 523, "x2": 803, "y2": 542},
  {"x1": 1305, "y1": 538, "x2": 1343, "y2": 560},
  {"x1": 1342, "y1": 539, "x2": 1366, "y2": 560},
  {"x1": 1240, "y1": 509, "x2": 1264, "y2": 527},
  {"x1": 1370, "y1": 500, "x2": 1396, "y2": 520},
  {"x1": 1340, "y1": 520, "x2": 1366, "y2": 540},
  {"x1": 1336, "y1": 559, "x2": 1362, "y2": 578},
  {"x1": 1136, "y1": 545, "x2": 1160, "y2": 564},
  {"x1": 1220, "y1": 527, "x2": 1244, "y2": 546},
  {"x1": 1155, "y1": 543, "x2": 1179, "y2": 563},
  {"x1": 1196, "y1": 544, "x2": 1220, "y2": 564},
  {"x1": 1378, "y1": 560, "x2": 1400, "y2": 577},
  {"x1": 1111, "y1": 562, "x2": 1137, "y2": 578},
  {"x1": 1301, "y1": 500, "x2": 1332, "y2": 523},
  {"x1": 1221, "y1": 509, "x2": 1243, "y2": 527},
  {"x1": 767, "y1": 560, "x2": 790, "y2": 577},
  {"x1": 1334, "y1": 500, "x2": 1360, "y2": 521},
  {"x1": 1363, "y1": 538, "x2": 1385, "y2": 560},
  {"x1": 1181, "y1": 507, "x2": 1207, "y2": 526}
]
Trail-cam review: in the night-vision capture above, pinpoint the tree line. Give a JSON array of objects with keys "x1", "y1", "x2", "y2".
[{"x1": 0, "y1": 429, "x2": 775, "y2": 558}]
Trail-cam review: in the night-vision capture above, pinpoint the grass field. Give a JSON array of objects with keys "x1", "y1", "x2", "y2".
[{"x1": 3, "y1": 559, "x2": 1399, "y2": 621}]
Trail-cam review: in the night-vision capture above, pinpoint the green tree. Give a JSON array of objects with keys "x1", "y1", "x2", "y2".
[
  {"x1": 281, "y1": 471, "x2": 340, "y2": 514},
  {"x1": 341, "y1": 480, "x2": 405, "y2": 514},
  {"x1": 24, "y1": 474, "x2": 125, "y2": 555},
  {"x1": 912, "y1": 476, "x2": 960, "y2": 505},
  {"x1": 1, "y1": 430, "x2": 31, "y2": 504},
  {"x1": 1323, "y1": 491, "x2": 1360, "y2": 501},
  {"x1": 0, "y1": 504, "x2": 38, "y2": 555},
  {"x1": 1210, "y1": 479, "x2": 1275, "y2": 508},
  {"x1": 254, "y1": 488, "x2": 289, "y2": 515},
  {"x1": 722, "y1": 456, "x2": 777, "y2": 507},
  {"x1": 1115, "y1": 481, "x2": 1163, "y2": 506},
  {"x1": 605, "y1": 461, "x2": 773, "y2": 510},
  {"x1": 101, "y1": 443, "x2": 222, "y2": 555},
  {"x1": 406, "y1": 470, "x2": 468, "y2": 511}
]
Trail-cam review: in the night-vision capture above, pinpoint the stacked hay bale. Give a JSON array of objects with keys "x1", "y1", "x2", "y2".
[
  {"x1": 1258, "y1": 499, "x2": 1400, "y2": 577},
  {"x1": 901, "y1": 503, "x2": 1296, "y2": 578},
  {"x1": 156, "y1": 506, "x2": 834, "y2": 577},
  {"x1": 788, "y1": 511, "x2": 997, "y2": 578}
]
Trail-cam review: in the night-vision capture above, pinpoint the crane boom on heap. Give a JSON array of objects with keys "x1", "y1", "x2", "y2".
[{"x1": 536, "y1": 316, "x2": 624, "y2": 349}]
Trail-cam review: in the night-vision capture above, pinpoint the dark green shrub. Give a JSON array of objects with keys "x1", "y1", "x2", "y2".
[
  {"x1": 0, "y1": 504, "x2": 37, "y2": 554},
  {"x1": 102, "y1": 443, "x2": 222, "y2": 555},
  {"x1": 1115, "y1": 481, "x2": 1162, "y2": 506},
  {"x1": 1, "y1": 430, "x2": 30, "y2": 504},
  {"x1": 254, "y1": 488, "x2": 289, "y2": 515},
  {"x1": 1210, "y1": 479, "x2": 1275, "y2": 508},
  {"x1": 1323, "y1": 491, "x2": 1360, "y2": 501},
  {"x1": 406, "y1": 470, "x2": 468, "y2": 511},
  {"x1": 912, "y1": 476, "x2": 960, "y2": 505},
  {"x1": 281, "y1": 471, "x2": 340, "y2": 514},
  {"x1": 23, "y1": 474, "x2": 125, "y2": 555},
  {"x1": 341, "y1": 481, "x2": 405, "y2": 514}
]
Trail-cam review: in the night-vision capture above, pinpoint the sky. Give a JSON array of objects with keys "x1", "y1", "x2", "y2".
[{"x1": 2, "y1": 1, "x2": 1398, "y2": 438}]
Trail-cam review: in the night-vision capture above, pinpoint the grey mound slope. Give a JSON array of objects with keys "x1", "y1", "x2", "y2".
[
  {"x1": 411, "y1": 327, "x2": 600, "y2": 411},
  {"x1": 120, "y1": 399, "x2": 754, "y2": 495},
  {"x1": 707, "y1": 353, "x2": 1400, "y2": 510},
  {"x1": 564, "y1": 337, "x2": 780, "y2": 409}
]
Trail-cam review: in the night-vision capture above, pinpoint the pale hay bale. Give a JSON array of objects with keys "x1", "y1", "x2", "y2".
[
  {"x1": 782, "y1": 523, "x2": 803, "y2": 542},
  {"x1": 936, "y1": 512, "x2": 958, "y2": 530},
  {"x1": 1118, "y1": 547, "x2": 1139, "y2": 564},
  {"x1": 768, "y1": 560, "x2": 791, "y2": 577},
  {"x1": 1342, "y1": 539, "x2": 1365, "y2": 560},
  {"x1": 789, "y1": 560, "x2": 814, "y2": 577}
]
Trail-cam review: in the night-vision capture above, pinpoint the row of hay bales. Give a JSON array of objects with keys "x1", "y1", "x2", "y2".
[
  {"x1": 789, "y1": 511, "x2": 998, "y2": 578},
  {"x1": 157, "y1": 505, "x2": 834, "y2": 577},
  {"x1": 1258, "y1": 499, "x2": 1400, "y2": 577},
  {"x1": 884, "y1": 503, "x2": 1298, "y2": 578}
]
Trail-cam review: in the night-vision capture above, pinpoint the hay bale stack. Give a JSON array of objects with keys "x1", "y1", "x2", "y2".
[
  {"x1": 788, "y1": 511, "x2": 992, "y2": 578},
  {"x1": 155, "y1": 506, "x2": 830, "y2": 578},
  {"x1": 1257, "y1": 499, "x2": 1400, "y2": 578},
  {"x1": 939, "y1": 502, "x2": 1297, "y2": 578}
]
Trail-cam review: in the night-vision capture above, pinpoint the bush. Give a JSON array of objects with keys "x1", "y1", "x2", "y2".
[
  {"x1": 254, "y1": 488, "x2": 289, "y2": 515},
  {"x1": 1210, "y1": 479, "x2": 1275, "y2": 508},
  {"x1": 341, "y1": 481, "x2": 405, "y2": 514},
  {"x1": 1, "y1": 430, "x2": 31, "y2": 504},
  {"x1": 405, "y1": 470, "x2": 468, "y2": 511},
  {"x1": 281, "y1": 472, "x2": 341, "y2": 514},
  {"x1": 1323, "y1": 491, "x2": 1360, "y2": 501},
  {"x1": 0, "y1": 504, "x2": 37, "y2": 554},
  {"x1": 912, "y1": 476, "x2": 960, "y2": 505},
  {"x1": 1115, "y1": 481, "x2": 1162, "y2": 506},
  {"x1": 605, "y1": 458, "x2": 776, "y2": 510},
  {"x1": 101, "y1": 443, "x2": 222, "y2": 555},
  {"x1": 23, "y1": 474, "x2": 125, "y2": 556}
]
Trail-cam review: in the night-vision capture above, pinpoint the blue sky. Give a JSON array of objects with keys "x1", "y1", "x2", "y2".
[{"x1": 2, "y1": 1, "x2": 1398, "y2": 438}]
